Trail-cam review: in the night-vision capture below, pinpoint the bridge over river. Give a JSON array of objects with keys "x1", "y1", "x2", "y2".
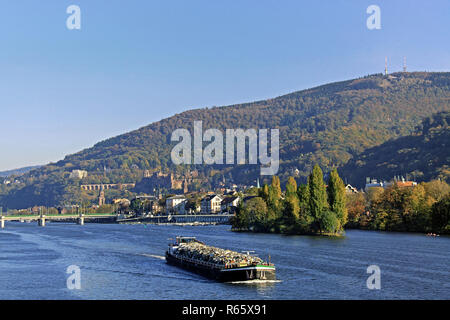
[
  {"x1": 0, "y1": 213, "x2": 234, "y2": 228},
  {"x1": 0, "y1": 213, "x2": 116, "y2": 228}
]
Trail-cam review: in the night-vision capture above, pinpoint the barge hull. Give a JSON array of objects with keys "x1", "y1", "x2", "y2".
[{"x1": 166, "y1": 253, "x2": 275, "y2": 282}]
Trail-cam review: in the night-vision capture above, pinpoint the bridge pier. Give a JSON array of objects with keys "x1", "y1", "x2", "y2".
[
  {"x1": 38, "y1": 216, "x2": 46, "y2": 227},
  {"x1": 77, "y1": 214, "x2": 85, "y2": 225},
  {"x1": 1, "y1": 216, "x2": 4, "y2": 229}
]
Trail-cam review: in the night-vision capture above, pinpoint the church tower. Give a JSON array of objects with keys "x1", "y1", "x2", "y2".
[{"x1": 99, "y1": 187, "x2": 105, "y2": 206}]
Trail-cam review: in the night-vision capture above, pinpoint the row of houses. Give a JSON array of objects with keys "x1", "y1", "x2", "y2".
[
  {"x1": 344, "y1": 177, "x2": 418, "y2": 194},
  {"x1": 134, "y1": 176, "x2": 419, "y2": 216},
  {"x1": 166, "y1": 194, "x2": 241, "y2": 215},
  {"x1": 364, "y1": 177, "x2": 417, "y2": 191}
]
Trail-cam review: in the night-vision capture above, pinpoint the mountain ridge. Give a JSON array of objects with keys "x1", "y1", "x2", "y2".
[
  {"x1": 0, "y1": 165, "x2": 42, "y2": 178},
  {"x1": 1, "y1": 71, "x2": 450, "y2": 209}
]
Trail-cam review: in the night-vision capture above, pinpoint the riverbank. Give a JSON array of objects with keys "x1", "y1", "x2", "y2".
[
  {"x1": 231, "y1": 227, "x2": 344, "y2": 238},
  {"x1": 232, "y1": 225, "x2": 448, "y2": 238}
]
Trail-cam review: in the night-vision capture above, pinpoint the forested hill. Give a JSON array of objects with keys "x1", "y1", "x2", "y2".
[
  {"x1": 340, "y1": 111, "x2": 450, "y2": 188},
  {"x1": 1, "y1": 72, "x2": 450, "y2": 208}
]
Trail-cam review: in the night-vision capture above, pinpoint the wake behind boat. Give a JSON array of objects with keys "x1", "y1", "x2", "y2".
[{"x1": 165, "y1": 236, "x2": 276, "y2": 282}]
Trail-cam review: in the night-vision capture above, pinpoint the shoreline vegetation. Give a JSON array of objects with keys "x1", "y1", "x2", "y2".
[
  {"x1": 346, "y1": 179, "x2": 450, "y2": 235},
  {"x1": 231, "y1": 165, "x2": 450, "y2": 237},
  {"x1": 231, "y1": 165, "x2": 348, "y2": 237}
]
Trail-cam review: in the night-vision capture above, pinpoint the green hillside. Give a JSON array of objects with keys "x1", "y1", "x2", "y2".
[
  {"x1": 1, "y1": 72, "x2": 450, "y2": 209},
  {"x1": 340, "y1": 111, "x2": 450, "y2": 188}
]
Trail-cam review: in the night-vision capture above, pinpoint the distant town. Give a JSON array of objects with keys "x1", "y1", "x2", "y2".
[{"x1": 1, "y1": 167, "x2": 422, "y2": 219}]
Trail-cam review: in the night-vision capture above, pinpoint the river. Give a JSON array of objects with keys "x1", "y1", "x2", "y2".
[{"x1": 0, "y1": 222, "x2": 449, "y2": 299}]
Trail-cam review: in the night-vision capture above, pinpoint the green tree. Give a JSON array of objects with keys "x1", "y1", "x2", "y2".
[
  {"x1": 259, "y1": 184, "x2": 270, "y2": 202},
  {"x1": 232, "y1": 201, "x2": 248, "y2": 230},
  {"x1": 372, "y1": 210, "x2": 389, "y2": 230},
  {"x1": 320, "y1": 209, "x2": 339, "y2": 233},
  {"x1": 327, "y1": 169, "x2": 347, "y2": 231},
  {"x1": 297, "y1": 183, "x2": 313, "y2": 231},
  {"x1": 308, "y1": 164, "x2": 328, "y2": 233},
  {"x1": 283, "y1": 195, "x2": 300, "y2": 226},
  {"x1": 297, "y1": 184, "x2": 309, "y2": 206},
  {"x1": 244, "y1": 197, "x2": 270, "y2": 230}
]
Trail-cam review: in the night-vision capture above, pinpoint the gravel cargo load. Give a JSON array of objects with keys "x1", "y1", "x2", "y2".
[{"x1": 175, "y1": 241, "x2": 263, "y2": 266}]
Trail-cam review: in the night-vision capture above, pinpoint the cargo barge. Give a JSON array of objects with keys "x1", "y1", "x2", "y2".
[{"x1": 165, "y1": 236, "x2": 276, "y2": 282}]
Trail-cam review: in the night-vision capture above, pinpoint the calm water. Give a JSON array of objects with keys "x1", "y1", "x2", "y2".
[{"x1": 0, "y1": 222, "x2": 449, "y2": 299}]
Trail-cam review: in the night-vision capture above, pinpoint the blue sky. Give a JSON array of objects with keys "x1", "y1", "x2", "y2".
[{"x1": 0, "y1": 0, "x2": 449, "y2": 171}]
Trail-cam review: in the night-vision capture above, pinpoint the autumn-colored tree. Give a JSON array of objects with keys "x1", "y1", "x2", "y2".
[
  {"x1": 286, "y1": 177, "x2": 297, "y2": 197},
  {"x1": 423, "y1": 180, "x2": 450, "y2": 202},
  {"x1": 346, "y1": 192, "x2": 366, "y2": 227},
  {"x1": 403, "y1": 184, "x2": 432, "y2": 231},
  {"x1": 268, "y1": 176, "x2": 282, "y2": 217},
  {"x1": 283, "y1": 177, "x2": 300, "y2": 225},
  {"x1": 369, "y1": 183, "x2": 405, "y2": 231},
  {"x1": 366, "y1": 187, "x2": 384, "y2": 204}
]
